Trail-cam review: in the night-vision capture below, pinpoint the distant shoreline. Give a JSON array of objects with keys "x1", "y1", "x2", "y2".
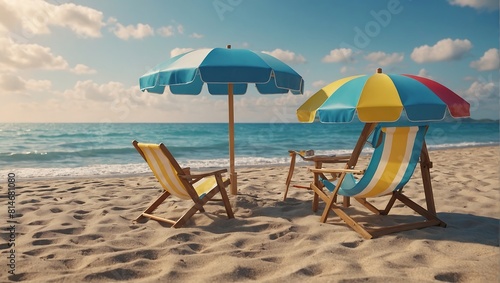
[{"x1": 0, "y1": 118, "x2": 498, "y2": 124}]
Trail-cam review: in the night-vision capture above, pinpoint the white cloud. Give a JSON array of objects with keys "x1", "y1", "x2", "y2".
[
  {"x1": 0, "y1": 73, "x2": 51, "y2": 93},
  {"x1": 157, "y1": 26, "x2": 175, "y2": 37},
  {"x1": 464, "y1": 79, "x2": 499, "y2": 117},
  {"x1": 0, "y1": 79, "x2": 167, "y2": 123},
  {"x1": 340, "y1": 66, "x2": 349, "y2": 74},
  {"x1": 0, "y1": 73, "x2": 25, "y2": 92},
  {"x1": 53, "y1": 3, "x2": 105, "y2": 38},
  {"x1": 190, "y1": 33, "x2": 204, "y2": 39},
  {"x1": 465, "y1": 80, "x2": 498, "y2": 99},
  {"x1": 312, "y1": 80, "x2": 327, "y2": 88},
  {"x1": 448, "y1": 0, "x2": 499, "y2": 11},
  {"x1": 322, "y1": 48, "x2": 355, "y2": 63},
  {"x1": 262, "y1": 49, "x2": 306, "y2": 64},
  {"x1": 63, "y1": 80, "x2": 125, "y2": 101},
  {"x1": 411, "y1": 38, "x2": 472, "y2": 63},
  {"x1": 177, "y1": 24, "x2": 184, "y2": 34},
  {"x1": 0, "y1": 37, "x2": 68, "y2": 70},
  {"x1": 111, "y1": 23, "x2": 154, "y2": 40},
  {"x1": 0, "y1": 0, "x2": 104, "y2": 38},
  {"x1": 0, "y1": 2, "x2": 21, "y2": 34},
  {"x1": 364, "y1": 51, "x2": 404, "y2": 66},
  {"x1": 171, "y1": 47, "x2": 195, "y2": 57},
  {"x1": 417, "y1": 68, "x2": 433, "y2": 79},
  {"x1": 234, "y1": 93, "x2": 303, "y2": 123},
  {"x1": 470, "y1": 48, "x2": 500, "y2": 71},
  {"x1": 71, "y1": 64, "x2": 97, "y2": 74}
]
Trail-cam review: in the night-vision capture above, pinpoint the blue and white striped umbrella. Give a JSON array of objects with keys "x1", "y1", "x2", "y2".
[
  {"x1": 140, "y1": 47, "x2": 304, "y2": 95},
  {"x1": 139, "y1": 46, "x2": 304, "y2": 194}
]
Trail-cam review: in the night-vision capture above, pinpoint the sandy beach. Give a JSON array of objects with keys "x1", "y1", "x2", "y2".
[{"x1": 1, "y1": 146, "x2": 499, "y2": 282}]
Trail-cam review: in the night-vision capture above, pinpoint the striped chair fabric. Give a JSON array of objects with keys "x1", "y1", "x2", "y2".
[
  {"x1": 137, "y1": 143, "x2": 218, "y2": 199},
  {"x1": 323, "y1": 126, "x2": 426, "y2": 198}
]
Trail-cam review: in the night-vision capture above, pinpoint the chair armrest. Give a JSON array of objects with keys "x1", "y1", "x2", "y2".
[
  {"x1": 309, "y1": 168, "x2": 364, "y2": 174},
  {"x1": 290, "y1": 149, "x2": 350, "y2": 163},
  {"x1": 179, "y1": 168, "x2": 228, "y2": 179},
  {"x1": 308, "y1": 155, "x2": 351, "y2": 163}
]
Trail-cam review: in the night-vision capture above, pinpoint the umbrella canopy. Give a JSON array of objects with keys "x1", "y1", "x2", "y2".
[
  {"x1": 139, "y1": 45, "x2": 304, "y2": 195},
  {"x1": 297, "y1": 68, "x2": 470, "y2": 123},
  {"x1": 140, "y1": 47, "x2": 304, "y2": 95}
]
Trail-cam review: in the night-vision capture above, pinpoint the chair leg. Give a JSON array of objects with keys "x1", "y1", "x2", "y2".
[
  {"x1": 320, "y1": 195, "x2": 335, "y2": 223},
  {"x1": 420, "y1": 143, "x2": 437, "y2": 215},
  {"x1": 173, "y1": 206, "x2": 200, "y2": 228},
  {"x1": 312, "y1": 192, "x2": 319, "y2": 212},
  {"x1": 134, "y1": 190, "x2": 171, "y2": 222},
  {"x1": 333, "y1": 207, "x2": 374, "y2": 239},
  {"x1": 395, "y1": 192, "x2": 446, "y2": 226},
  {"x1": 380, "y1": 193, "x2": 398, "y2": 215},
  {"x1": 284, "y1": 152, "x2": 297, "y2": 201},
  {"x1": 217, "y1": 176, "x2": 234, "y2": 219}
]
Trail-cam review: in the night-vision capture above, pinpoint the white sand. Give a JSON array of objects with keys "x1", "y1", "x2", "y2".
[{"x1": 1, "y1": 146, "x2": 499, "y2": 282}]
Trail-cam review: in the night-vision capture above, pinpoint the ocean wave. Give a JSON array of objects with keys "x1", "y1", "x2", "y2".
[
  {"x1": 427, "y1": 141, "x2": 499, "y2": 150},
  {"x1": 0, "y1": 147, "x2": 137, "y2": 165},
  {"x1": 37, "y1": 132, "x2": 128, "y2": 139}
]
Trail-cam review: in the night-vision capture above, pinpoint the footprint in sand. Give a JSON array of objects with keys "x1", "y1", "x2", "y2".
[
  {"x1": 32, "y1": 239, "x2": 53, "y2": 246},
  {"x1": 83, "y1": 268, "x2": 138, "y2": 281},
  {"x1": 73, "y1": 210, "x2": 90, "y2": 220},
  {"x1": 50, "y1": 208, "x2": 63, "y2": 213},
  {"x1": 434, "y1": 272, "x2": 463, "y2": 282},
  {"x1": 68, "y1": 186, "x2": 85, "y2": 191},
  {"x1": 340, "y1": 241, "x2": 362, "y2": 248},
  {"x1": 295, "y1": 264, "x2": 322, "y2": 277},
  {"x1": 27, "y1": 220, "x2": 47, "y2": 226}
]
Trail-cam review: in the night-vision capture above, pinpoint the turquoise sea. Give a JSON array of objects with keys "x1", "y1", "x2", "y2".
[{"x1": 0, "y1": 121, "x2": 498, "y2": 179}]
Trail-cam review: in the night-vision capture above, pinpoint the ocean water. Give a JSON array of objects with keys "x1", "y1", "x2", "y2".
[{"x1": 0, "y1": 121, "x2": 498, "y2": 179}]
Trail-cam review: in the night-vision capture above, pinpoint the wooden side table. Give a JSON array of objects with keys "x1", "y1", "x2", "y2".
[{"x1": 284, "y1": 150, "x2": 350, "y2": 201}]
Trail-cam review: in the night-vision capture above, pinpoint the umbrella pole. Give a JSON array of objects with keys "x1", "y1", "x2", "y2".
[{"x1": 228, "y1": 83, "x2": 237, "y2": 195}]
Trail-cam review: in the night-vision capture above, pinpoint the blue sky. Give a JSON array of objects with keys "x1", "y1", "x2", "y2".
[{"x1": 0, "y1": 0, "x2": 498, "y2": 123}]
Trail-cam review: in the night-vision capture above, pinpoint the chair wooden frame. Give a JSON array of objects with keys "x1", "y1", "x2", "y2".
[
  {"x1": 133, "y1": 140, "x2": 234, "y2": 228},
  {"x1": 309, "y1": 123, "x2": 447, "y2": 239}
]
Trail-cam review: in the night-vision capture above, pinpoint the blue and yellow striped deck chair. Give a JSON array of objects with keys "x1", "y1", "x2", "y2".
[
  {"x1": 132, "y1": 140, "x2": 234, "y2": 228},
  {"x1": 309, "y1": 124, "x2": 446, "y2": 239}
]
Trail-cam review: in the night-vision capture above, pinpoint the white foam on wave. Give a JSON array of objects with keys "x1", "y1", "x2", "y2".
[
  {"x1": 427, "y1": 141, "x2": 498, "y2": 150},
  {"x1": 2, "y1": 143, "x2": 495, "y2": 180},
  {"x1": 0, "y1": 154, "x2": 308, "y2": 179},
  {"x1": 0, "y1": 163, "x2": 151, "y2": 180}
]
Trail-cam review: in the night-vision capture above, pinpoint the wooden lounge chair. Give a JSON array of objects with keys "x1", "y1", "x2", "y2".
[
  {"x1": 132, "y1": 140, "x2": 234, "y2": 228},
  {"x1": 309, "y1": 124, "x2": 446, "y2": 239},
  {"x1": 285, "y1": 126, "x2": 382, "y2": 202}
]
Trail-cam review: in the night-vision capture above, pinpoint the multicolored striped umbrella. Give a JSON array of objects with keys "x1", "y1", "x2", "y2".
[{"x1": 297, "y1": 68, "x2": 470, "y2": 123}]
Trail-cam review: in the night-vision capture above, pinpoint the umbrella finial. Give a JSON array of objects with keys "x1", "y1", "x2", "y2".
[
  {"x1": 376, "y1": 68, "x2": 382, "y2": 73},
  {"x1": 227, "y1": 44, "x2": 231, "y2": 49}
]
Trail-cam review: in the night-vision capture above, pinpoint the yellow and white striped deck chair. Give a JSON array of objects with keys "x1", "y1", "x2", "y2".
[
  {"x1": 310, "y1": 125, "x2": 446, "y2": 239},
  {"x1": 132, "y1": 140, "x2": 234, "y2": 228}
]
